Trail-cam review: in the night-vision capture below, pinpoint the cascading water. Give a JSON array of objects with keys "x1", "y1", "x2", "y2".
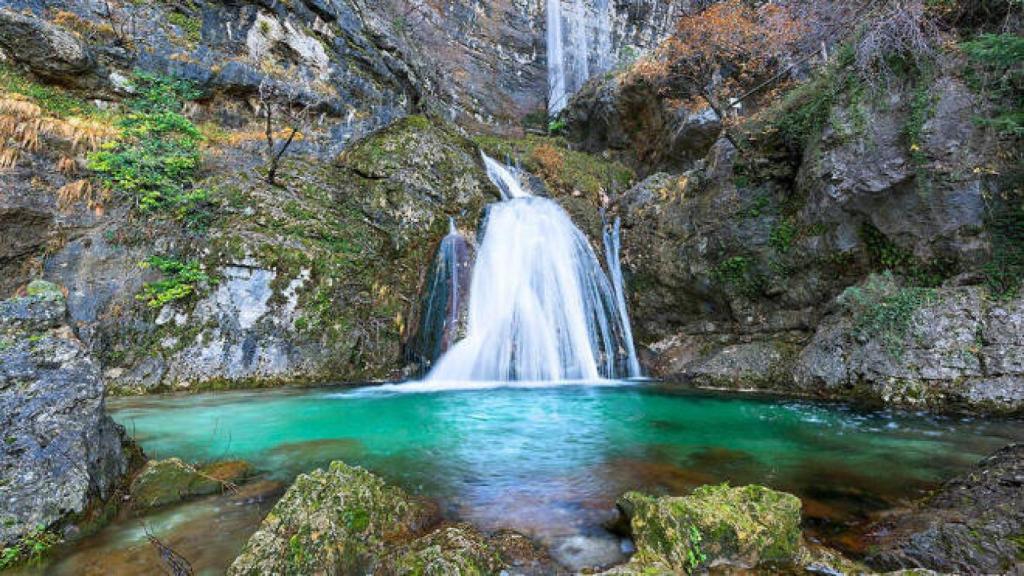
[
  {"x1": 427, "y1": 154, "x2": 640, "y2": 382},
  {"x1": 602, "y1": 213, "x2": 641, "y2": 377},
  {"x1": 409, "y1": 218, "x2": 474, "y2": 371},
  {"x1": 546, "y1": 0, "x2": 614, "y2": 116}
]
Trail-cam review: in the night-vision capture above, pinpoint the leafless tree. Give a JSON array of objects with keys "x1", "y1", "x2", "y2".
[{"x1": 257, "y1": 77, "x2": 323, "y2": 186}]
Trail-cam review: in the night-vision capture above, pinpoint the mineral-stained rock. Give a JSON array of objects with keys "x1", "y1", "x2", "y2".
[
  {"x1": 866, "y1": 443, "x2": 1024, "y2": 574},
  {"x1": 0, "y1": 284, "x2": 128, "y2": 546},
  {"x1": 227, "y1": 461, "x2": 440, "y2": 575},
  {"x1": 614, "y1": 483, "x2": 803, "y2": 573},
  {"x1": 129, "y1": 458, "x2": 252, "y2": 509}
]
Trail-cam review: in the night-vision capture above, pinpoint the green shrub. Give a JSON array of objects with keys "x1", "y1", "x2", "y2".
[
  {"x1": 769, "y1": 219, "x2": 798, "y2": 253},
  {"x1": 88, "y1": 73, "x2": 204, "y2": 212},
  {"x1": 137, "y1": 256, "x2": 215, "y2": 309},
  {"x1": 962, "y1": 33, "x2": 1024, "y2": 136},
  {"x1": 0, "y1": 526, "x2": 60, "y2": 570}
]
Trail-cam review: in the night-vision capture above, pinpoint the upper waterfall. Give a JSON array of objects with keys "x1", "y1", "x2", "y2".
[
  {"x1": 546, "y1": 0, "x2": 614, "y2": 115},
  {"x1": 426, "y1": 153, "x2": 640, "y2": 382}
]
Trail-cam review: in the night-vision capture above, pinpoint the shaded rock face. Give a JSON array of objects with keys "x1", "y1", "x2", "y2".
[
  {"x1": 564, "y1": 75, "x2": 722, "y2": 176},
  {"x1": 0, "y1": 8, "x2": 97, "y2": 85},
  {"x1": 0, "y1": 0, "x2": 413, "y2": 155},
  {"x1": 358, "y1": 0, "x2": 692, "y2": 128},
  {"x1": 613, "y1": 484, "x2": 803, "y2": 573},
  {"x1": 0, "y1": 282, "x2": 128, "y2": 547},
  {"x1": 594, "y1": 68, "x2": 1011, "y2": 413},
  {"x1": 866, "y1": 443, "x2": 1024, "y2": 574}
]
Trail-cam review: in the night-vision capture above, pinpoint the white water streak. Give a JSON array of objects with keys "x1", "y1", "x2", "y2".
[{"x1": 427, "y1": 154, "x2": 640, "y2": 383}]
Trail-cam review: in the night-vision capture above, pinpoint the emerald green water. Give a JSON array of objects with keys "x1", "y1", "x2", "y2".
[{"x1": 50, "y1": 383, "x2": 1022, "y2": 574}]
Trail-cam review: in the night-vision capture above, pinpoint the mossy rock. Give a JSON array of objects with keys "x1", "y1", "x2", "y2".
[
  {"x1": 129, "y1": 458, "x2": 226, "y2": 509},
  {"x1": 25, "y1": 279, "x2": 63, "y2": 300},
  {"x1": 618, "y1": 483, "x2": 802, "y2": 573},
  {"x1": 387, "y1": 523, "x2": 504, "y2": 576},
  {"x1": 227, "y1": 461, "x2": 439, "y2": 576}
]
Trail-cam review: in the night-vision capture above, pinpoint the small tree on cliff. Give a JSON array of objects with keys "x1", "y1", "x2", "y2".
[
  {"x1": 257, "y1": 77, "x2": 323, "y2": 186},
  {"x1": 633, "y1": 0, "x2": 804, "y2": 146}
]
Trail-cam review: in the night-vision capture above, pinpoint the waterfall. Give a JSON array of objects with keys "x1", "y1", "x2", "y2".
[
  {"x1": 409, "y1": 218, "x2": 474, "y2": 371},
  {"x1": 546, "y1": 0, "x2": 568, "y2": 115},
  {"x1": 602, "y1": 214, "x2": 641, "y2": 377},
  {"x1": 546, "y1": 0, "x2": 615, "y2": 116},
  {"x1": 426, "y1": 154, "x2": 640, "y2": 382}
]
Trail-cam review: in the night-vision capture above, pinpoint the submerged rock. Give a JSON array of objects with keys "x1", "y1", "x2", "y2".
[
  {"x1": 227, "y1": 461, "x2": 439, "y2": 575},
  {"x1": 0, "y1": 283, "x2": 128, "y2": 546},
  {"x1": 129, "y1": 458, "x2": 252, "y2": 509},
  {"x1": 866, "y1": 443, "x2": 1024, "y2": 574},
  {"x1": 614, "y1": 483, "x2": 802, "y2": 573}
]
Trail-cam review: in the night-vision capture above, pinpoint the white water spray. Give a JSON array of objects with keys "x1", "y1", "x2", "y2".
[{"x1": 427, "y1": 154, "x2": 640, "y2": 382}]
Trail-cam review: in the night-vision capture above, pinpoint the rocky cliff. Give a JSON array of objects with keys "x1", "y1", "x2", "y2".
[
  {"x1": 0, "y1": 281, "x2": 130, "y2": 547},
  {"x1": 561, "y1": 4, "x2": 1023, "y2": 414}
]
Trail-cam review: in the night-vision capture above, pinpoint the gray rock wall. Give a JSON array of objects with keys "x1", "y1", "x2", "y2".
[{"x1": 0, "y1": 282, "x2": 129, "y2": 546}]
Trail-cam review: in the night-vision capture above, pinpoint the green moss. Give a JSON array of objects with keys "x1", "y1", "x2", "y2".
[
  {"x1": 474, "y1": 134, "x2": 634, "y2": 199},
  {"x1": 620, "y1": 483, "x2": 802, "y2": 573},
  {"x1": 0, "y1": 525, "x2": 61, "y2": 570},
  {"x1": 769, "y1": 219, "x2": 798, "y2": 253},
  {"x1": 839, "y1": 272, "x2": 935, "y2": 357},
  {"x1": 0, "y1": 63, "x2": 107, "y2": 118},
  {"x1": 136, "y1": 255, "x2": 215, "y2": 309},
  {"x1": 166, "y1": 11, "x2": 202, "y2": 45},
  {"x1": 712, "y1": 256, "x2": 765, "y2": 299},
  {"x1": 860, "y1": 223, "x2": 953, "y2": 286}
]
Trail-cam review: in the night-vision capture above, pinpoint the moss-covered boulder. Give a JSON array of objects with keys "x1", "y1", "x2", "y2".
[
  {"x1": 227, "y1": 461, "x2": 439, "y2": 576},
  {"x1": 617, "y1": 484, "x2": 802, "y2": 573},
  {"x1": 386, "y1": 523, "x2": 504, "y2": 576},
  {"x1": 129, "y1": 457, "x2": 248, "y2": 509}
]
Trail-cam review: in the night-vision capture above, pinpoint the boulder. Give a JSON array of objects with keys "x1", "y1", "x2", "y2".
[
  {"x1": 614, "y1": 483, "x2": 803, "y2": 573},
  {"x1": 866, "y1": 443, "x2": 1024, "y2": 574},
  {"x1": 0, "y1": 284, "x2": 128, "y2": 546},
  {"x1": 129, "y1": 458, "x2": 252, "y2": 509},
  {"x1": 386, "y1": 523, "x2": 503, "y2": 576},
  {"x1": 227, "y1": 461, "x2": 439, "y2": 575},
  {"x1": 0, "y1": 9, "x2": 96, "y2": 84}
]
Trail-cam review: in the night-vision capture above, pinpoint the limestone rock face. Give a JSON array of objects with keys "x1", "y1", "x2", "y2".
[
  {"x1": 0, "y1": 9, "x2": 96, "y2": 84},
  {"x1": 794, "y1": 277, "x2": 1024, "y2": 414},
  {"x1": 227, "y1": 461, "x2": 440, "y2": 575},
  {"x1": 0, "y1": 282, "x2": 128, "y2": 546},
  {"x1": 866, "y1": 443, "x2": 1024, "y2": 574},
  {"x1": 615, "y1": 484, "x2": 803, "y2": 573}
]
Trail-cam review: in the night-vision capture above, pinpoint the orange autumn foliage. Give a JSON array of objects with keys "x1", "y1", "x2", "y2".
[{"x1": 634, "y1": 0, "x2": 804, "y2": 115}]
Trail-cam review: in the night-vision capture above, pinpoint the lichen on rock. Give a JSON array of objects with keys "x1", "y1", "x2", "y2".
[
  {"x1": 227, "y1": 461, "x2": 439, "y2": 575},
  {"x1": 615, "y1": 483, "x2": 803, "y2": 573}
]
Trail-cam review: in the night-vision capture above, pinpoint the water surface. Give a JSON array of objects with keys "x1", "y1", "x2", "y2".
[{"x1": 42, "y1": 383, "x2": 1024, "y2": 573}]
